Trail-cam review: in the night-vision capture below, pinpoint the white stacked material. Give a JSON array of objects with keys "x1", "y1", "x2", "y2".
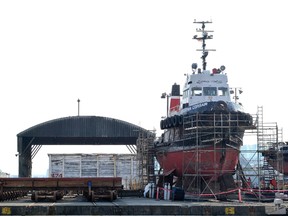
[{"x1": 48, "y1": 153, "x2": 140, "y2": 189}]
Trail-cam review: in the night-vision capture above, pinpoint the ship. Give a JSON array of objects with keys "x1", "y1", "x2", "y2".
[
  {"x1": 154, "y1": 20, "x2": 255, "y2": 193},
  {"x1": 261, "y1": 142, "x2": 288, "y2": 175}
]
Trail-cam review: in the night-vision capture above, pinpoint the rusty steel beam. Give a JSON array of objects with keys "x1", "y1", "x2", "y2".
[{"x1": 0, "y1": 177, "x2": 122, "y2": 191}]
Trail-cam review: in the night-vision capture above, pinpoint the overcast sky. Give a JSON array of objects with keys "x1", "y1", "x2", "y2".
[{"x1": 1, "y1": 0, "x2": 287, "y2": 176}]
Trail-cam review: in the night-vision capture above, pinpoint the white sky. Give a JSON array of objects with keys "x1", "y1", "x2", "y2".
[{"x1": 1, "y1": 0, "x2": 287, "y2": 177}]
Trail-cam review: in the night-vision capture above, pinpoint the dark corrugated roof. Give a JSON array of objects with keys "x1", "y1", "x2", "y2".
[{"x1": 17, "y1": 116, "x2": 153, "y2": 145}]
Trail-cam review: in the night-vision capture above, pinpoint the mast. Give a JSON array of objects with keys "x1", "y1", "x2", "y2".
[{"x1": 193, "y1": 20, "x2": 216, "y2": 70}]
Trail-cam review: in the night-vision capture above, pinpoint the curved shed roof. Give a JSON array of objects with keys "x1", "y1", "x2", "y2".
[{"x1": 17, "y1": 116, "x2": 153, "y2": 145}]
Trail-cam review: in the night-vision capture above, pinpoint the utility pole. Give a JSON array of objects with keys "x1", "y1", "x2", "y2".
[{"x1": 77, "y1": 99, "x2": 80, "y2": 116}]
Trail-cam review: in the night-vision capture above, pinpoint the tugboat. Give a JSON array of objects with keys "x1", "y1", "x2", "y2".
[{"x1": 154, "y1": 20, "x2": 254, "y2": 193}]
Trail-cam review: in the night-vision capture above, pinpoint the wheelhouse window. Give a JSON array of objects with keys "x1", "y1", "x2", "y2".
[
  {"x1": 183, "y1": 89, "x2": 189, "y2": 98},
  {"x1": 191, "y1": 87, "x2": 202, "y2": 96},
  {"x1": 218, "y1": 87, "x2": 228, "y2": 96},
  {"x1": 203, "y1": 87, "x2": 217, "y2": 96}
]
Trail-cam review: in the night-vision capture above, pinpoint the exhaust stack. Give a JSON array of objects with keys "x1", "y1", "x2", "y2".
[{"x1": 169, "y1": 83, "x2": 180, "y2": 116}]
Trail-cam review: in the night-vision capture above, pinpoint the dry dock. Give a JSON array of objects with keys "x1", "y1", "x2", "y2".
[{"x1": 1, "y1": 195, "x2": 285, "y2": 215}]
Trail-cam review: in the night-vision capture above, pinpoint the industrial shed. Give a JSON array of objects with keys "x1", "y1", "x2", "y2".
[
  {"x1": 17, "y1": 116, "x2": 154, "y2": 178},
  {"x1": 48, "y1": 153, "x2": 140, "y2": 189}
]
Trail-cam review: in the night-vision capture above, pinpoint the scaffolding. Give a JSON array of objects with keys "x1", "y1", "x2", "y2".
[
  {"x1": 136, "y1": 131, "x2": 156, "y2": 188},
  {"x1": 152, "y1": 106, "x2": 285, "y2": 201},
  {"x1": 240, "y1": 106, "x2": 284, "y2": 193},
  {"x1": 159, "y1": 111, "x2": 256, "y2": 198}
]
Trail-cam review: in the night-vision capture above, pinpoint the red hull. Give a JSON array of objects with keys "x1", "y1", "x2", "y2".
[{"x1": 156, "y1": 145, "x2": 239, "y2": 179}]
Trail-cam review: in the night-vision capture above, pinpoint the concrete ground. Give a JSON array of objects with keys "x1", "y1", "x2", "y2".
[{"x1": 0, "y1": 195, "x2": 286, "y2": 215}]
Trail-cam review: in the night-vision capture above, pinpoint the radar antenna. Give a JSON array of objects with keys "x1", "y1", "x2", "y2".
[{"x1": 193, "y1": 20, "x2": 216, "y2": 70}]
